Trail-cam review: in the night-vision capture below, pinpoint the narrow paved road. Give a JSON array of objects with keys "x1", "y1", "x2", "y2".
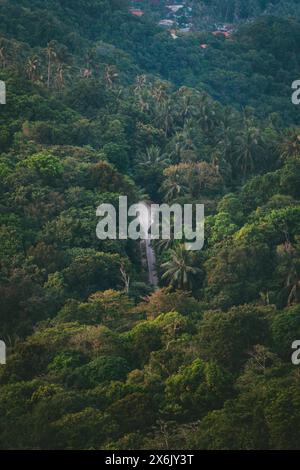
[
  {"x1": 145, "y1": 238, "x2": 158, "y2": 287},
  {"x1": 138, "y1": 201, "x2": 159, "y2": 287}
]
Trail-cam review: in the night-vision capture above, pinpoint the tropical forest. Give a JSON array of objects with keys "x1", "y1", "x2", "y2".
[{"x1": 0, "y1": 0, "x2": 300, "y2": 450}]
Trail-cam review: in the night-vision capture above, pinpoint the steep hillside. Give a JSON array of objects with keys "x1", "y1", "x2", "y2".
[{"x1": 0, "y1": 0, "x2": 300, "y2": 451}]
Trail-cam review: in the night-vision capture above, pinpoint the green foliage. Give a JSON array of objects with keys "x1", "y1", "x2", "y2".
[
  {"x1": 197, "y1": 305, "x2": 272, "y2": 370},
  {"x1": 165, "y1": 359, "x2": 233, "y2": 419},
  {"x1": 0, "y1": 0, "x2": 300, "y2": 452},
  {"x1": 19, "y1": 152, "x2": 63, "y2": 179},
  {"x1": 67, "y1": 356, "x2": 130, "y2": 389}
]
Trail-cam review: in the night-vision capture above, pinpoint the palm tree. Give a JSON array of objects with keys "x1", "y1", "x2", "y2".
[
  {"x1": 286, "y1": 268, "x2": 300, "y2": 306},
  {"x1": 151, "y1": 82, "x2": 168, "y2": 106},
  {"x1": 174, "y1": 87, "x2": 198, "y2": 125},
  {"x1": 234, "y1": 117, "x2": 263, "y2": 177},
  {"x1": 25, "y1": 56, "x2": 39, "y2": 82},
  {"x1": 284, "y1": 248, "x2": 300, "y2": 306},
  {"x1": 215, "y1": 108, "x2": 238, "y2": 164},
  {"x1": 161, "y1": 174, "x2": 188, "y2": 202},
  {"x1": 45, "y1": 41, "x2": 57, "y2": 88},
  {"x1": 153, "y1": 99, "x2": 174, "y2": 137},
  {"x1": 0, "y1": 43, "x2": 7, "y2": 69},
  {"x1": 55, "y1": 63, "x2": 71, "y2": 89},
  {"x1": 278, "y1": 128, "x2": 300, "y2": 160},
  {"x1": 139, "y1": 145, "x2": 170, "y2": 168},
  {"x1": 153, "y1": 237, "x2": 174, "y2": 255},
  {"x1": 197, "y1": 93, "x2": 217, "y2": 132},
  {"x1": 133, "y1": 75, "x2": 151, "y2": 112},
  {"x1": 83, "y1": 48, "x2": 98, "y2": 77},
  {"x1": 134, "y1": 74, "x2": 147, "y2": 95},
  {"x1": 278, "y1": 240, "x2": 300, "y2": 306},
  {"x1": 162, "y1": 244, "x2": 200, "y2": 290},
  {"x1": 104, "y1": 65, "x2": 118, "y2": 89},
  {"x1": 180, "y1": 120, "x2": 196, "y2": 149},
  {"x1": 149, "y1": 82, "x2": 174, "y2": 136}
]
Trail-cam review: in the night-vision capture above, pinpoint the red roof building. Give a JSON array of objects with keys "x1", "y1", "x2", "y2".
[
  {"x1": 130, "y1": 9, "x2": 144, "y2": 17},
  {"x1": 212, "y1": 31, "x2": 231, "y2": 38}
]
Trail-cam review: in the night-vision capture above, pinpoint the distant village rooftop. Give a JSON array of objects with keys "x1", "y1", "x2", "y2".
[
  {"x1": 167, "y1": 5, "x2": 184, "y2": 14},
  {"x1": 159, "y1": 19, "x2": 175, "y2": 27},
  {"x1": 130, "y1": 9, "x2": 144, "y2": 17}
]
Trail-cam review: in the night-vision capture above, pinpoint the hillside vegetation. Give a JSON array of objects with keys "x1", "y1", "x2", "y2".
[{"x1": 0, "y1": 0, "x2": 300, "y2": 450}]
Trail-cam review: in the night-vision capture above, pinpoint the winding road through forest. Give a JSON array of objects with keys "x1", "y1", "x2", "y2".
[
  {"x1": 138, "y1": 202, "x2": 159, "y2": 287},
  {"x1": 145, "y1": 237, "x2": 158, "y2": 286}
]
